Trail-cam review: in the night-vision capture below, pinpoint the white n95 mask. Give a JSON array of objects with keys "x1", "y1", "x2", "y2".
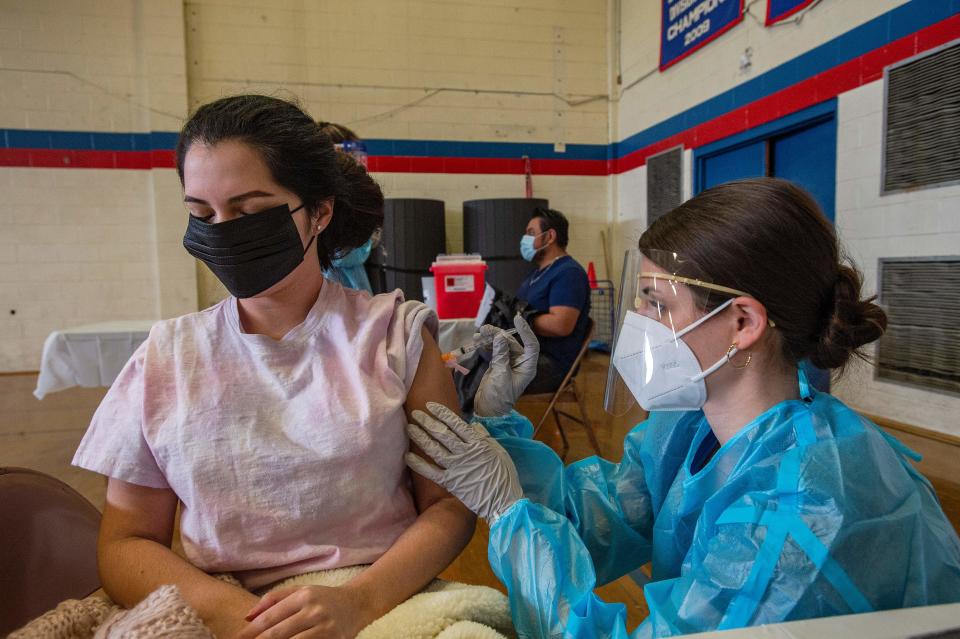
[{"x1": 611, "y1": 298, "x2": 738, "y2": 412}]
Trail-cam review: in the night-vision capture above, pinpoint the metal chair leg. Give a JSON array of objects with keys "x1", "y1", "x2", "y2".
[
  {"x1": 552, "y1": 408, "x2": 570, "y2": 461},
  {"x1": 573, "y1": 381, "x2": 602, "y2": 456},
  {"x1": 533, "y1": 382, "x2": 567, "y2": 440}
]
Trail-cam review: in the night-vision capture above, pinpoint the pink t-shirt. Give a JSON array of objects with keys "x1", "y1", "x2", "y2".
[{"x1": 73, "y1": 281, "x2": 437, "y2": 589}]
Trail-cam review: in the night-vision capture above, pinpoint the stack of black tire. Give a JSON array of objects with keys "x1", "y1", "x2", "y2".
[
  {"x1": 463, "y1": 198, "x2": 545, "y2": 294},
  {"x1": 366, "y1": 198, "x2": 446, "y2": 301}
]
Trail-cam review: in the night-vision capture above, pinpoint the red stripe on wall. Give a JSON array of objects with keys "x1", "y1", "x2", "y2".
[
  {"x1": 0, "y1": 148, "x2": 30, "y2": 166},
  {"x1": 367, "y1": 155, "x2": 608, "y2": 176},
  {"x1": 530, "y1": 158, "x2": 609, "y2": 176},
  {"x1": 149, "y1": 149, "x2": 176, "y2": 169},
  {"x1": 114, "y1": 152, "x2": 153, "y2": 170},
  {"x1": 0, "y1": 148, "x2": 167, "y2": 170}
]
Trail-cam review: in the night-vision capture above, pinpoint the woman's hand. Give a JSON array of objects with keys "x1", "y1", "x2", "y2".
[{"x1": 236, "y1": 584, "x2": 374, "y2": 639}]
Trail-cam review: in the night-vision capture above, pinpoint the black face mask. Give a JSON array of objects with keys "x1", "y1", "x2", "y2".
[{"x1": 183, "y1": 203, "x2": 315, "y2": 299}]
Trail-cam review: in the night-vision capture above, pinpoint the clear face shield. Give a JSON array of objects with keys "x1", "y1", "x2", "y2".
[{"x1": 603, "y1": 249, "x2": 762, "y2": 415}]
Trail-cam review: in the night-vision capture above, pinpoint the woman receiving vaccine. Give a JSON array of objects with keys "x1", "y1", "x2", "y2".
[{"x1": 74, "y1": 95, "x2": 475, "y2": 638}]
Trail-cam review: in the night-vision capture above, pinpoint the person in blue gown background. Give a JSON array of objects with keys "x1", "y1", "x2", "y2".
[{"x1": 319, "y1": 121, "x2": 375, "y2": 293}]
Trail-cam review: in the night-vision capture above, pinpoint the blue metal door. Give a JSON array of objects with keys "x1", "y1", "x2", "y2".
[
  {"x1": 699, "y1": 140, "x2": 766, "y2": 191},
  {"x1": 695, "y1": 100, "x2": 837, "y2": 205},
  {"x1": 771, "y1": 117, "x2": 837, "y2": 222}
]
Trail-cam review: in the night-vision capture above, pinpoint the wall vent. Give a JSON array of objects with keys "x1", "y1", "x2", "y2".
[
  {"x1": 646, "y1": 146, "x2": 683, "y2": 227},
  {"x1": 883, "y1": 40, "x2": 960, "y2": 193},
  {"x1": 876, "y1": 257, "x2": 960, "y2": 396}
]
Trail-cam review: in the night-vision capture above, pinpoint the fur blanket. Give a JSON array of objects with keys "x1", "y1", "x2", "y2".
[{"x1": 11, "y1": 568, "x2": 514, "y2": 639}]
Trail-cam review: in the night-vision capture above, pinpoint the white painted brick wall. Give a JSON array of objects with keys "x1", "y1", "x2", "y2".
[
  {"x1": 185, "y1": 0, "x2": 609, "y2": 148},
  {"x1": 833, "y1": 81, "x2": 960, "y2": 437},
  {"x1": 0, "y1": 1, "x2": 194, "y2": 372}
]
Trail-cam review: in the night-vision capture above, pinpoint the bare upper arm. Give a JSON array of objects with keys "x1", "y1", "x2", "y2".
[
  {"x1": 405, "y1": 326, "x2": 459, "y2": 416},
  {"x1": 100, "y1": 477, "x2": 178, "y2": 548},
  {"x1": 404, "y1": 326, "x2": 467, "y2": 513},
  {"x1": 549, "y1": 305, "x2": 581, "y2": 336}
]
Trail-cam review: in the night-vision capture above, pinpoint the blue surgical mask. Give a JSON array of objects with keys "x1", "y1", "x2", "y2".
[{"x1": 520, "y1": 231, "x2": 550, "y2": 262}]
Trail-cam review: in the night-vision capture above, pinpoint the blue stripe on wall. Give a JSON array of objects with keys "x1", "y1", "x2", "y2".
[
  {"x1": 1, "y1": 129, "x2": 608, "y2": 161},
  {"x1": 0, "y1": 129, "x2": 182, "y2": 152}
]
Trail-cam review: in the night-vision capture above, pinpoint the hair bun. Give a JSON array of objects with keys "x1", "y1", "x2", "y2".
[
  {"x1": 809, "y1": 264, "x2": 888, "y2": 370},
  {"x1": 317, "y1": 152, "x2": 384, "y2": 262}
]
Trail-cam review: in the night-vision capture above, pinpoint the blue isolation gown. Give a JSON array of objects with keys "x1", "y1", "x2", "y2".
[
  {"x1": 323, "y1": 239, "x2": 373, "y2": 293},
  {"x1": 476, "y1": 374, "x2": 960, "y2": 637}
]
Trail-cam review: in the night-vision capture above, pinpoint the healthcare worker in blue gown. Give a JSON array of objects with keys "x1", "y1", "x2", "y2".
[
  {"x1": 406, "y1": 178, "x2": 960, "y2": 637},
  {"x1": 318, "y1": 121, "x2": 375, "y2": 293}
]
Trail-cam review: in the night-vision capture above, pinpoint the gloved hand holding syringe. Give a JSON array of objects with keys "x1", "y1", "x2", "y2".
[
  {"x1": 438, "y1": 315, "x2": 538, "y2": 417},
  {"x1": 442, "y1": 328, "x2": 519, "y2": 367}
]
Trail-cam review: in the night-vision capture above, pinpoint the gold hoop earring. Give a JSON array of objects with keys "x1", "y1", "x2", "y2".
[{"x1": 726, "y1": 343, "x2": 751, "y2": 369}]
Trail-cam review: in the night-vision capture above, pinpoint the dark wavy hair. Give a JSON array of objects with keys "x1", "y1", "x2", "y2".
[{"x1": 176, "y1": 95, "x2": 383, "y2": 269}]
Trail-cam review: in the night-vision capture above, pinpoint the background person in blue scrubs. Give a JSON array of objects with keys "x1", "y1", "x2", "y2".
[{"x1": 516, "y1": 207, "x2": 591, "y2": 393}]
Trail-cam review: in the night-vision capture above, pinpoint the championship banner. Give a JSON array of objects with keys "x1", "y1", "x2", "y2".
[
  {"x1": 766, "y1": 0, "x2": 816, "y2": 25},
  {"x1": 660, "y1": 0, "x2": 745, "y2": 71}
]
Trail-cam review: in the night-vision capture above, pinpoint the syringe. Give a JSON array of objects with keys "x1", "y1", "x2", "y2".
[{"x1": 442, "y1": 328, "x2": 519, "y2": 364}]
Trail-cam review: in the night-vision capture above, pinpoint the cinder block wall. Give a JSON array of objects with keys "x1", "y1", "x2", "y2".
[
  {"x1": 0, "y1": 1, "x2": 195, "y2": 372},
  {"x1": 831, "y1": 80, "x2": 960, "y2": 435}
]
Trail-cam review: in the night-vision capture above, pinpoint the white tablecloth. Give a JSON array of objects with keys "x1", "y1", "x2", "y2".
[
  {"x1": 437, "y1": 318, "x2": 479, "y2": 355},
  {"x1": 33, "y1": 316, "x2": 480, "y2": 399},
  {"x1": 434, "y1": 281, "x2": 494, "y2": 355},
  {"x1": 34, "y1": 321, "x2": 156, "y2": 399}
]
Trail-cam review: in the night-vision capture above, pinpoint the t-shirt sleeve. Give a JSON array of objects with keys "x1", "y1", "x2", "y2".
[
  {"x1": 548, "y1": 266, "x2": 590, "y2": 311},
  {"x1": 71, "y1": 340, "x2": 170, "y2": 489},
  {"x1": 386, "y1": 299, "x2": 440, "y2": 392}
]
